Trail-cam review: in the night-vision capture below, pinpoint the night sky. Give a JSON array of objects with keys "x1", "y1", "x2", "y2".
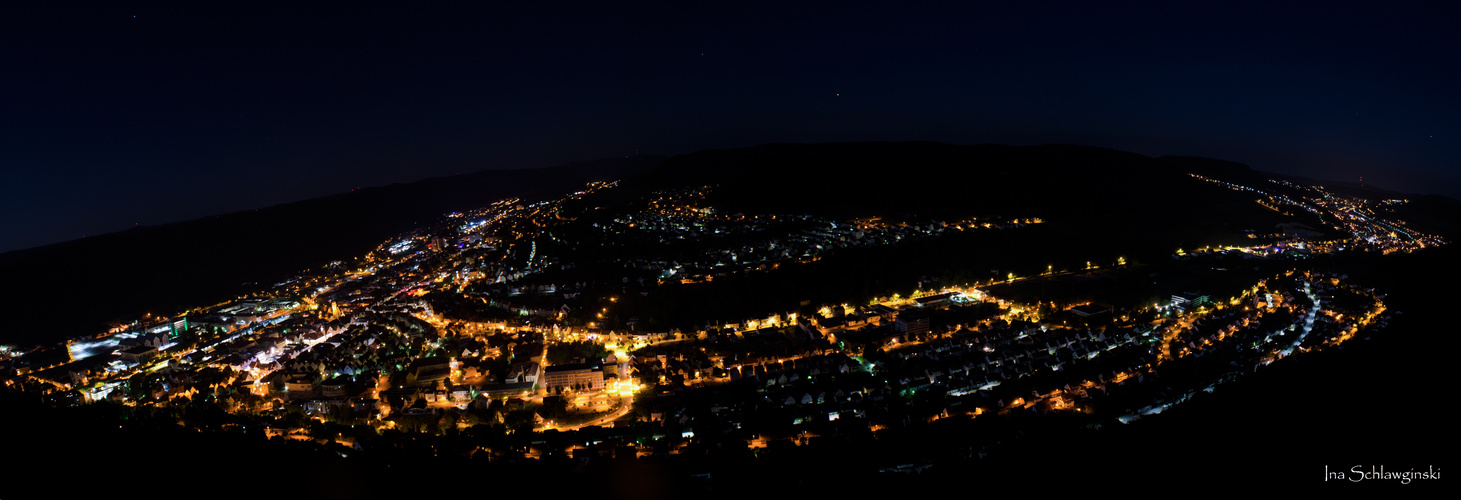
[{"x1": 3, "y1": 1, "x2": 1457, "y2": 253}]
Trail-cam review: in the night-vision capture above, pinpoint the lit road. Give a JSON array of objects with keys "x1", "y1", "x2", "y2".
[{"x1": 552, "y1": 397, "x2": 635, "y2": 432}]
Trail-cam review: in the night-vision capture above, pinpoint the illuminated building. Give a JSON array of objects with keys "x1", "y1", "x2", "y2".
[
  {"x1": 118, "y1": 345, "x2": 158, "y2": 364},
  {"x1": 542, "y1": 363, "x2": 604, "y2": 392}
]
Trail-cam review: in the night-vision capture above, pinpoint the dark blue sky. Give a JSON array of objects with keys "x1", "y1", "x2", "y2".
[{"x1": 3, "y1": 1, "x2": 1457, "y2": 253}]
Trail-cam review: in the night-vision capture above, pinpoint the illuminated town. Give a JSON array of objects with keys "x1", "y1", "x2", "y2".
[
  {"x1": 0, "y1": 170, "x2": 1439, "y2": 478},
  {"x1": 5, "y1": 1, "x2": 1455, "y2": 494}
]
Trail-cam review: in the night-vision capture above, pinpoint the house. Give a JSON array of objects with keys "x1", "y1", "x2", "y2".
[
  {"x1": 405, "y1": 357, "x2": 451, "y2": 387},
  {"x1": 305, "y1": 398, "x2": 349, "y2": 415},
  {"x1": 320, "y1": 376, "x2": 353, "y2": 398},
  {"x1": 1070, "y1": 304, "x2": 1110, "y2": 318},
  {"x1": 871, "y1": 304, "x2": 898, "y2": 320},
  {"x1": 817, "y1": 316, "x2": 846, "y2": 332},
  {"x1": 283, "y1": 373, "x2": 318, "y2": 399},
  {"x1": 119, "y1": 345, "x2": 158, "y2": 364}
]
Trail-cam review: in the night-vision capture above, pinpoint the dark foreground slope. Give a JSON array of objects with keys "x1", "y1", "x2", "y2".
[{"x1": 0, "y1": 156, "x2": 662, "y2": 345}]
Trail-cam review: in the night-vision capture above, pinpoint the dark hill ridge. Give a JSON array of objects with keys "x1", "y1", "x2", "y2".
[
  {"x1": 1155, "y1": 155, "x2": 1256, "y2": 181},
  {"x1": 623, "y1": 143, "x2": 1314, "y2": 264},
  {"x1": 630, "y1": 142, "x2": 1264, "y2": 222},
  {"x1": 0, "y1": 156, "x2": 663, "y2": 345}
]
